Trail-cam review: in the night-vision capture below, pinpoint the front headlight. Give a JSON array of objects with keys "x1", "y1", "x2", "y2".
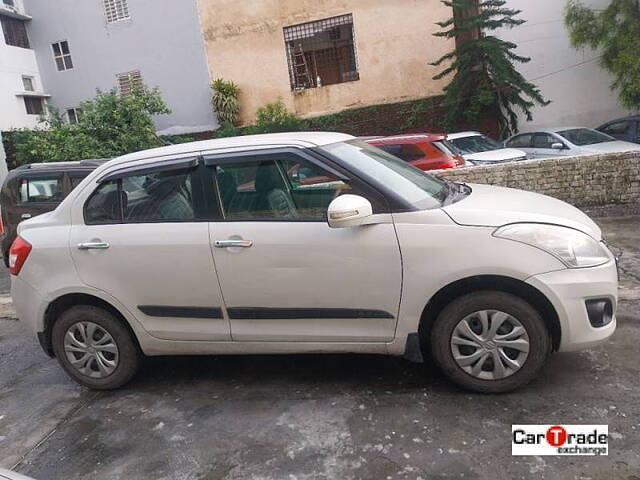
[{"x1": 493, "y1": 223, "x2": 610, "y2": 268}]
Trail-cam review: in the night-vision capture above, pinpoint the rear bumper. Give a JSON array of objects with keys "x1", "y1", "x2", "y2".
[
  {"x1": 12, "y1": 275, "x2": 45, "y2": 334},
  {"x1": 526, "y1": 260, "x2": 618, "y2": 352}
]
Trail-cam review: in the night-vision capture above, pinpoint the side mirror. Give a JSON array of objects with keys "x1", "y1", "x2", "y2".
[
  {"x1": 551, "y1": 142, "x2": 564, "y2": 150},
  {"x1": 327, "y1": 194, "x2": 373, "y2": 228}
]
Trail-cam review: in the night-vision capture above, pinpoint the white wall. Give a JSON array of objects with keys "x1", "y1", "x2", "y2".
[{"x1": 496, "y1": 0, "x2": 630, "y2": 131}]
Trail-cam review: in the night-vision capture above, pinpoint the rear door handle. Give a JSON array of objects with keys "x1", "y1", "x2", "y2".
[
  {"x1": 77, "y1": 242, "x2": 110, "y2": 250},
  {"x1": 214, "y1": 239, "x2": 253, "y2": 248}
]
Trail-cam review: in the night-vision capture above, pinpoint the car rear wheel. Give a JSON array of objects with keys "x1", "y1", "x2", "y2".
[
  {"x1": 429, "y1": 291, "x2": 551, "y2": 393},
  {"x1": 51, "y1": 305, "x2": 140, "y2": 390}
]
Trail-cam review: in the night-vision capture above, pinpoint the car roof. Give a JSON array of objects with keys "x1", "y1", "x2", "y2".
[
  {"x1": 110, "y1": 132, "x2": 355, "y2": 166},
  {"x1": 365, "y1": 133, "x2": 446, "y2": 144},
  {"x1": 446, "y1": 131, "x2": 483, "y2": 140},
  {"x1": 15, "y1": 159, "x2": 109, "y2": 170},
  {"x1": 600, "y1": 115, "x2": 640, "y2": 125}
]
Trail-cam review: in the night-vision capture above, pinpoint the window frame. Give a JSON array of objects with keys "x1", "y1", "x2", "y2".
[
  {"x1": 51, "y1": 40, "x2": 73, "y2": 71},
  {"x1": 84, "y1": 157, "x2": 204, "y2": 225},
  {"x1": 283, "y1": 13, "x2": 359, "y2": 91},
  {"x1": 22, "y1": 76, "x2": 34, "y2": 91},
  {"x1": 23, "y1": 96, "x2": 45, "y2": 115},
  {"x1": 203, "y1": 148, "x2": 389, "y2": 222},
  {"x1": 66, "y1": 107, "x2": 82, "y2": 124},
  {"x1": 103, "y1": 0, "x2": 130, "y2": 24},
  {"x1": 1, "y1": 16, "x2": 30, "y2": 48}
]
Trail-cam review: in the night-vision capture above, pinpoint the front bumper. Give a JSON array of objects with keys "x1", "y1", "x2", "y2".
[{"x1": 526, "y1": 259, "x2": 618, "y2": 352}]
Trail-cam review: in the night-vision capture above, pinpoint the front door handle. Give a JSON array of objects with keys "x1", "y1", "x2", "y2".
[
  {"x1": 78, "y1": 242, "x2": 110, "y2": 250},
  {"x1": 214, "y1": 239, "x2": 253, "y2": 248}
]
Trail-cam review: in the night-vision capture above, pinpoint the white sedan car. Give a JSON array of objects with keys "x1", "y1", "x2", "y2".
[
  {"x1": 11, "y1": 133, "x2": 617, "y2": 393},
  {"x1": 447, "y1": 131, "x2": 528, "y2": 165},
  {"x1": 505, "y1": 127, "x2": 640, "y2": 158}
]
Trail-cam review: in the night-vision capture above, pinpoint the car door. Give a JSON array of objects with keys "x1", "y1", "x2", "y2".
[
  {"x1": 531, "y1": 133, "x2": 568, "y2": 158},
  {"x1": 70, "y1": 157, "x2": 231, "y2": 341},
  {"x1": 505, "y1": 133, "x2": 534, "y2": 157},
  {"x1": 203, "y1": 149, "x2": 402, "y2": 342}
]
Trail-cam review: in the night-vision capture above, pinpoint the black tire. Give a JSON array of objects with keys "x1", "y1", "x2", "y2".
[
  {"x1": 51, "y1": 305, "x2": 140, "y2": 390},
  {"x1": 429, "y1": 291, "x2": 551, "y2": 393}
]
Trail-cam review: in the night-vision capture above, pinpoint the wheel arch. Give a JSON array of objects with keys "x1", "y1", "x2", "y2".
[
  {"x1": 41, "y1": 293, "x2": 141, "y2": 357},
  {"x1": 418, "y1": 275, "x2": 561, "y2": 353}
]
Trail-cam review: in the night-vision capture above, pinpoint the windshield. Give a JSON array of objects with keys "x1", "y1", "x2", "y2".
[
  {"x1": 557, "y1": 128, "x2": 615, "y2": 146},
  {"x1": 320, "y1": 140, "x2": 447, "y2": 210},
  {"x1": 450, "y1": 135, "x2": 503, "y2": 154}
]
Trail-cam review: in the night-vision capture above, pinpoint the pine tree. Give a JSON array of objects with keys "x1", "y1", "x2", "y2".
[
  {"x1": 565, "y1": 0, "x2": 640, "y2": 111},
  {"x1": 431, "y1": 0, "x2": 549, "y2": 137}
]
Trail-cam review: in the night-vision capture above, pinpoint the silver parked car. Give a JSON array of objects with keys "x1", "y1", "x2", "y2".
[{"x1": 505, "y1": 127, "x2": 640, "y2": 159}]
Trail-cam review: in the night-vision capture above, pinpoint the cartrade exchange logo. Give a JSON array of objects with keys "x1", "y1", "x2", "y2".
[{"x1": 512, "y1": 425, "x2": 608, "y2": 456}]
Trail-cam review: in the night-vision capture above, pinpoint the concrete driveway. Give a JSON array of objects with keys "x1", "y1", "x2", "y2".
[{"x1": 0, "y1": 212, "x2": 639, "y2": 480}]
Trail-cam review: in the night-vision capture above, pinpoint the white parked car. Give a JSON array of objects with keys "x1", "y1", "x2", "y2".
[
  {"x1": 505, "y1": 127, "x2": 640, "y2": 158},
  {"x1": 11, "y1": 133, "x2": 617, "y2": 393},
  {"x1": 447, "y1": 131, "x2": 528, "y2": 165}
]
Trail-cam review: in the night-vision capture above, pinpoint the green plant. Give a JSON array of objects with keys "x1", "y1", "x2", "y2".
[
  {"x1": 211, "y1": 78, "x2": 241, "y2": 126},
  {"x1": 431, "y1": 0, "x2": 549, "y2": 137},
  {"x1": 565, "y1": 0, "x2": 640, "y2": 111},
  {"x1": 253, "y1": 98, "x2": 304, "y2": 133},
  {"x1": 12, "y1": 83, "x2": 170, "y2": 165}
]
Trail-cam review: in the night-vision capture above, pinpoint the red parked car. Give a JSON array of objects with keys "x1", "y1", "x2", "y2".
[{"x1": 366, "y1": 134, "x2": 465, "y2": 171}]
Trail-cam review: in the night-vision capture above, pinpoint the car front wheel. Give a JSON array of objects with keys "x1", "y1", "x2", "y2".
[
  {"x1": 429, "y1": 291, "x2": 551, "y2": 393},
  {"x1": 51, "y1": 305, "x2": 140, "y2": 390}
]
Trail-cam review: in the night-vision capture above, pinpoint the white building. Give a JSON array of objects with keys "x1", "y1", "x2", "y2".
[
  {"x1": 497, "y1": 0, "x2": 630, "y2": 131},
  {"x1": 1, "y1": 0, "x2": 49, "y2": 178},
  {"x1": 0, "y1": 0, "x2": 49, "y2": 131}
]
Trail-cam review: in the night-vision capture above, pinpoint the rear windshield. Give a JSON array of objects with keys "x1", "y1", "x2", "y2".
[
  {"x1": 557, "y1": 128, "x2": 615, "y2": 146},
  {"x1": 450, "y1": 135, "x2": 502, "y2": 154}
]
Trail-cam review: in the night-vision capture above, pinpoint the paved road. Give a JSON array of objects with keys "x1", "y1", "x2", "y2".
[
  {"x1": 0, "y1": 214, "x2": 638, "y2": 480},
  {"x1": 0, "y1": 263, "x2": 10, "y2": 296}
]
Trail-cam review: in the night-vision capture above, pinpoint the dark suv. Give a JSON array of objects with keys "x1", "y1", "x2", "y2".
[{"x1": 0, "y1": 160, "x2": 106, "y2": 265}]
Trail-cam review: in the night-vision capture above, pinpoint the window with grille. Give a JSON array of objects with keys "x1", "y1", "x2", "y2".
[
  {"x1": 116, "y1": 70, "x2": 143, "y2": 96},
  {"x1": 283, "y1": 14, "x2": 359, "y2": 91},
  {"x1": 103, "y1": 0, "x2": 130, "y2": 23},
  {"x1": 3, "y1": 0, "x2": 16, "y2": 7},
  {"x1": 52, "y1": 41, "x2": 73, "y2": 71},
  {"x1": 1, "y1": 16, "x2": 30, "y2": 48},
  {"x1": 24, "y1": 96, "x2": 44, "y2": 115}
]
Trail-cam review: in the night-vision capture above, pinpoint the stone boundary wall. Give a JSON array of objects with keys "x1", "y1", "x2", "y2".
[{"x1": 433, "y1": 151, "x2": 640, "y2": 207}]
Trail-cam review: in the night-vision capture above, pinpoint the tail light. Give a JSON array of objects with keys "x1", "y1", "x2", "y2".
[
  {"x1": 9, "y1": 236, "x2": 32, "y2": 275},
  {"x1": 453, "y1": 155, "x2": 466, "y2": 167},
  {"x1": 0, "y1": 213, "x2": 3, "y2": 235}
]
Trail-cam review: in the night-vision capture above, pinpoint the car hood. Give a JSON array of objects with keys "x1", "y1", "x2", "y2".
[
  {"x1": 464, "y1": 148, "x2": 526, "y2": 162},
  {"x1": 579, "y1": 140, "x2": 640, "y2": 153},
  {"x1": 442, "y1": 184, "x2": 601, "y2": 239}
]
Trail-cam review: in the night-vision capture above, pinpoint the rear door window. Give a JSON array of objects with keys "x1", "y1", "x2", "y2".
[
  {"x1": 507, "y1": 134, "x2": 533, "y2": 148},
  {"x1": 84, "y1": 165, "x2": 196, "y2": 224},
  {"x1": 19, "y1": 177, "x2": 63, "y2": 204}
]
